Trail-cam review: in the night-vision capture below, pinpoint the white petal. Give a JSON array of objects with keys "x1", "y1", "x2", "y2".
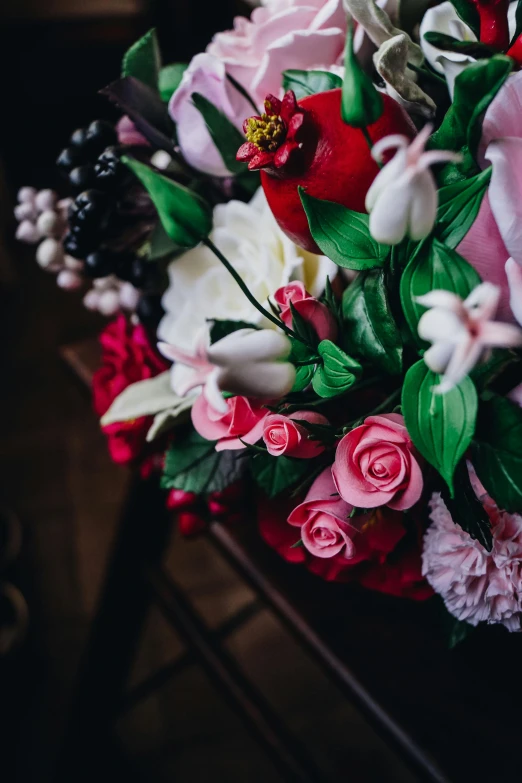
[
  {"x1": 433, "y1": 335, "x2": 483, "y2": 393},
  {"x1": 418, "y1": 307, "x2": 466, "y2": 342},
  {"x1": 486, "y1": 137, "x2": 522, "y2": 266},
  {"x1": 419, "y1": 2, "x2": 476, "y2": 74},
  {"x1": 100, "y1": 372, "x2": 182, "y2": 426},
  {"x1": 464, "y1": 282, "x2": 500, "y2": 322},
  {"x1": 208, "y1": 328, "x2": 291, "y2": 366},
  {"x1": 368, "y1": 175, "x2": 412, "y2": 245},
  {"x1": 204, "y1": 370, "x2": 229, "y2": 414},
  {"x1": 506, "y1": 257, "x2": 522, "y2": 326},
  {"x1": 217, "y1": 362, "x2": 296, "y2": 399},
  {"x1": 407, "y1": 170, "x2": 438, "y2": 241},
  {"x1": 437, "y1": 56, "x2": 474, "y2": 101},
  {"x1": 481, "y1": 321, "x2": 522, "y2": 348},
  {"x1": 416, "y1": 289, "x2": 466, "y2": 312},
  {"x1": 365, "y1": 147, "x2": 407, "y2": 212},
  {"x1": 371, "y1": 135, "x2": 409, "y2": 164},
  {"x1": 423, "y1": 342, "x2": 455, "y2": 373}
]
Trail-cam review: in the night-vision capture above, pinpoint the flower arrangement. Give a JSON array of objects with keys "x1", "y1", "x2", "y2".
[{"x1": 17, "y1": 0, "x2": 522, "y2": 641}]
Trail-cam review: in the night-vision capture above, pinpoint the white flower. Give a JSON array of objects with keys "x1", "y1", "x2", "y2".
[
  {"x1": 417, "y1": 283, "x2": 522, "y2": 393},
  {"x1": 158, "y1": 328, "x2": 295, "y2": 413},
  {"x1": 419, "y1": 1, "x2": 476, "y2": 99},
  {"x1": 365, "y1": 125, "x2": 461, "y2": 245},
  {"x1": 158, "y1": 188, "x2": 335, "y2": 396}
]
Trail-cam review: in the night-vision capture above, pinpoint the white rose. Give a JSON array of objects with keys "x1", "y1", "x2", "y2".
[{"x1": 158, "y1": 188, "x2": 336, "y2": 396}]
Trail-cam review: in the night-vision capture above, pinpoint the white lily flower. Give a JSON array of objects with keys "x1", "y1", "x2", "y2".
[
  {"x1": 416, "y1": 283, "x2": 522, "y2": 393},
  {"x1": 419, "y1": 1, "x2": 476, "y2": 99},
  {"x1": 158, "y1": 328, "x2": 295, "y2": 413},
  {"x1": 365, "y1": 125, "x2": 461, "y2": 245}
]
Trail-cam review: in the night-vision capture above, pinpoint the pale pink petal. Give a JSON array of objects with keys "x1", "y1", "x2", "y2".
[
  {"x1": 485, "y1": 138, "x2": 522, "y2": 267},
  {"x1": 478, "y1": 71, "x2": 522, "y2": 166},
  {"x1": 506, "y1": 257, "x2": 522, "y2": 326}
]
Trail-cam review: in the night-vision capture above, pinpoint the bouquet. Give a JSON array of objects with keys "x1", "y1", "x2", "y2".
[{"x1": 16, "y1": 0, "x2": 522, "y2": 640}]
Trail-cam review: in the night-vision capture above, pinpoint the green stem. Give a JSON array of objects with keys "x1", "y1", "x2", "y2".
[
  {"x1": 203, "y1": 237, "x2": 301, "y2": 341},
  {"x1": 362, "y1": 126, "x2": 383, "y2": 170}
]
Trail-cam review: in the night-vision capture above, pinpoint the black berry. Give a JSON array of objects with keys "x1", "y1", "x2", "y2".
[
  {"x1": 70, "y1": 127, "x2": 88, "y2": 147},
  {"x1": 63, "y1": 232, "x2": 92, "y2": 259},
  {"x1": 69, "y1": 164, "x2": 96, "y2": 191},
  {"x1": 56, "y1": 146, "x2": 83, "y2": 172},
  {"x1": 69, "y1": 189, "x2": 111, "y2": 229},
  {"x1": 85, "y1": 120, "x2": 117, "y2": 155},
  {"x1": 136, "y1": 294, "x2": 165, "y2": 328},
  {"x1": 94, "y1": 147, "x2": 127, "y2": 188},
  {"x1": 84, "y1": 249, "x2": 118, "y2": 278}
]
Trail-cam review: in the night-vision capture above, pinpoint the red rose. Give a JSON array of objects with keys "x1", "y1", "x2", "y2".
[{"x1": 92, "y1": 315, "x2": 168, "y2": 464}]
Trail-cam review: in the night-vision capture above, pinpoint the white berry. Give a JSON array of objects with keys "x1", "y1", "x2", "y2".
[
  {"x1": 14, "y1": 202, "x2": 38, "y2": 222},
  {"x1": 37, "y1": 210, "x2": 62, "y2": 238},
  {"x1": 18, "y1": 186, "x2": 37, "y2": 204},
  {"x1": 98, "y1": 289, "x2": 120, "y2": 316},
  {"x1": 119, "y1": 282, "x2": 140, "y2": 311},
  {"x1": 57, "y1": 269, "x2": 83, "y2": 290},
  {"x1": 16, "y1": 220, "x2": 40, "y2": 244},
  {"x1": 36, "y1": 238, "x2": 64, "y2": 269},
  {"x1": 35, "y1": 189, "x2": 57, "y2": 212}
]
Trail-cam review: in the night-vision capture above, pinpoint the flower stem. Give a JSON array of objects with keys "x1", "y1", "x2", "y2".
[
  {"x1": 362, "y1": 126, "x2": 374, "y2": 154},
  {"x1": 203, "y1": 237, "x2": 301, "y2": 341}
]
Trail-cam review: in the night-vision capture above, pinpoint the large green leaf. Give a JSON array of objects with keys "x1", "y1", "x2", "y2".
[
  {"x1": 162, "y1": 430, "x2": 245, "y2": 494},
  {"x1": 440, "y1": 460, "x2": 493, "y2": 551},
  {"x1": 430, "y1": 56, "x2": 513, "y2": 159},
  {"x1": 299, "y1": 188, "x2": 389, "y2": 270},
  {"x1": 422, "y1": 32, "x2": 497, "y2": 59},
  {"x1": 400, "y1": 238, "x2": 481, "y2": 346},
  {"x1": 250, "y1": 451, "x2": 311, "y2": 498},
  {"x1": 191, "y1": 92, "x2": 247, "y2": 175},
  {"x1": 122, "y1": 28, "x2": 161, "y2": 91},
  {"x1": 312, "y1": 340, "x2": 362, "y2": 398},
  {"x1": 341, "y1": 23, "x2": 383, "y2": 128},
  {"x1": 343, "y1": 269, "x2": 402, "y2": 376},
  {"x1": 472, "y1": 394, "x2": 522, "y2": 513},
  {"x1": 402, "y1": 361, "x2": 478, "y2": 495},
  {"x1": 435, "y1": 167, "x2": 491, "y2": 249},
  {"x1": 122, "y1": 156, "x2": 212, "y2": 248},
  {"x1": 159, "y1": 63, "x2": 187, "y2": 102},
  {"x1": 282, "y1": 69, "x2": 342, "y2": 99}
]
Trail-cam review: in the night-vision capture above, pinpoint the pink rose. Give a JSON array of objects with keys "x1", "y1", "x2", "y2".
[
  {"x1": 168, "y1": 53, "x2": 252, "y2": 177},
  {"x1": 191, "y1": 392, "x2": 268, "y2": 451},
  {"x1": 274, "y1": 282, "x2": 338, "y2": 341},
  {"x1": 332, "y1": 413, "x2": 423, "y2": 511},
  {"x1": 262, "y1": 410, "x2": 329, "y2": 458},
  {"x1": 288, "y1": 468, "x2": 356, "y2": 558},
  {"x1": 207, "y1": 0, "x2": 346, "y2": 107}
]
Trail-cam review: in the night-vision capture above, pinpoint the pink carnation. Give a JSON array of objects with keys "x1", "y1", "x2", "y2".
[{"x1": 422, "y1": 475, "x2": 522, "y2": 631}]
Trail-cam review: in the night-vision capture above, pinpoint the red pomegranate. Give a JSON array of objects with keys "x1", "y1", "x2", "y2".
[{"x1": 237, "y1": 89, "x2": 416, "y2": 253}]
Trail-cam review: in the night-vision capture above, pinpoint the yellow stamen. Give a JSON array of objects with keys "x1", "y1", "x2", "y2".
[{"x1": 245, "y1": 113, "x2": 286, "y2": 152}]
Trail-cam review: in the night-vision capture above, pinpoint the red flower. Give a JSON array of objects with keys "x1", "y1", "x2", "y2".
[
  {"x1": 258, "y1": 493, "x2": 432, "y2": 600},
  {"x1": 470, "y1": 0, "x2": 510, "y2": 50},
  {"x1": 237, "y1": 91, "x2": 308, "y2": 172},
  {"x1": 92, "y1": 315, "x2": 168, "y2": 465}
]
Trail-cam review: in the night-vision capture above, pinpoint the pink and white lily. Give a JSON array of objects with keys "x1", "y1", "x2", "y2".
[
  {"x1": 365, "y1": 125, "x2": 461, "y2": 245},
  {"x1": 417, "y1": 283, "x2": 522, "y2": 393},
  {"x1": 158, "y1": 328, "x2": 295, "y2": 413}
]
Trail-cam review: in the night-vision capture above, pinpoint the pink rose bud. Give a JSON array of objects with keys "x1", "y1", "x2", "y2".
[
  {"x1": 177, "y1": 511, "x2": 206, "y2": 537},
  {"x1": 274, "y1": 281, "x2": 337, "y2": 341},
  {"x1": 288, "y1": 468, "x2": 357, "y2": 559},
  {"x1": 166, "y1": 489, "x2": 198, "y2": 511},
  {"x1": 34, "y1": 189, "x2": 57, "y2": 212},
  {"x1": 97, "y1": 289, "x2": 121, "y2": 316},
  {"x1": 332, "y1": 413, "x2": 423, "y2": 511},
  {"x1": 36, "y1": 237, "x2": 64, "y2": 269},
  {"x1": 14, "y1": 202, "x2": 38, "y2": 222},
  {"x1": 57, "y1": 269, "x2": 82, "y2": 290},
  {"x1": 262, "y1": 410, "x2": 329, "y2": 459},
  {"x1": 17, "y1": 186, "x2": 37, "y2": 204},
  {"x1": 16, "y1": 220, "x2": 40, "y2": 244}
]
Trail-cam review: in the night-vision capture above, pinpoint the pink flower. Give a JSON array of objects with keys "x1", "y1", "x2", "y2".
[
  {"x1": 191, "y1": 392, "x2": 268, "y2": 451},
  {"x1": 458, "y1": 71, "x2": 522, "y2": 322},
  {"x1": 262, "y1": 410, "x2": 329, "y2": 458},
  {"x1": 288, "y1": 468, "x2": 357, "y2": 558},
  {"x1": 116, "y1": 115, "x2": 150, "y2": 147},
  {"x1": 168, "y1": 53, "x2": 253, "y2": 177},
  {"x1": 332, "y1": 413, "x2": 423, "y2": 510},
  {"x1": 206, "y1": 0, "x2": 346, "y2": 108},
  {"x1": 273, "y1": 281, "x2": 338, "y2": 341},
  {"x1": 422, "y1": 468, "x2": 522, "y2": 631}
]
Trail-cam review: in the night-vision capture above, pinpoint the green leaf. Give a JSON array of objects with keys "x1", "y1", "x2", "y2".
[
  {"x1": 159, "y1": 63, "x2": 187, "y2": 102},
  {"x1": 472, "y1": 394, "x2": 522, "y2": 513},
  {"x1": 209, "y1": 319, "x2": 258, "y2": 344},
  {"x1": 430, "y1": 55, "x2": 513, "y2": 159},
  {"x1": 341, "y1": 23, "x2": 383, "y2": 128},
  {"x1": 312, "y1": 340, "x2": 362, "y2": 398},
  {"x1": 289, "y1": 301, "x2": 319, "y2": 348},
  {"x1": 440, "y1": 460, "x2": 493, "y2": 551},
  {"x1": 299, "y1": 188, "x2": 389, "y2": 270},
  {"x1": 450, "y1": 0, "x2": 480, "y2": 38},
  {"x1": 447, "y1": 614, "x2": 474, "y2": 649},
  {"x1": 289, "y1": 339, "x2": 316, "y2": 393},
  {"x1": 400, "y1": 238, "x2": 481, "y2": 346},
  {"x1": 191, "y1": 92, "x2": 247, "y2": 175},
  {"x1": 435, "y1": 167, "x2": 491, "y2": 249},
  {"x1": 423, "y1": 31, "x2": 497, "y2": 59},
  {"x1": 145, "y1": 220, "x2": 181, "y2": 261},
  {"x1": 122, "y1": 156, "x2": 212, "y2": 248},
  {"x1": 161, "y1": 430, "x2": 245, "y2": 494},
  {"x1": 282, "y1": 69, "x2": 342, "y2": 99},
  {"x1": 343, "y1": 269, "x2": 402, "y2": 376},
  {"x1": 402, "y1": 360, "x2": 478, "y2": 494},
  {"x1": 471, "y1": 349, "x2": 521, "y2": 392},
  {"x1": 250, "y1": 451, "x2": 311, "y2": 498},
  {"x1": 122, "y1": 28, "x2": 161, "y2": 92}
]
